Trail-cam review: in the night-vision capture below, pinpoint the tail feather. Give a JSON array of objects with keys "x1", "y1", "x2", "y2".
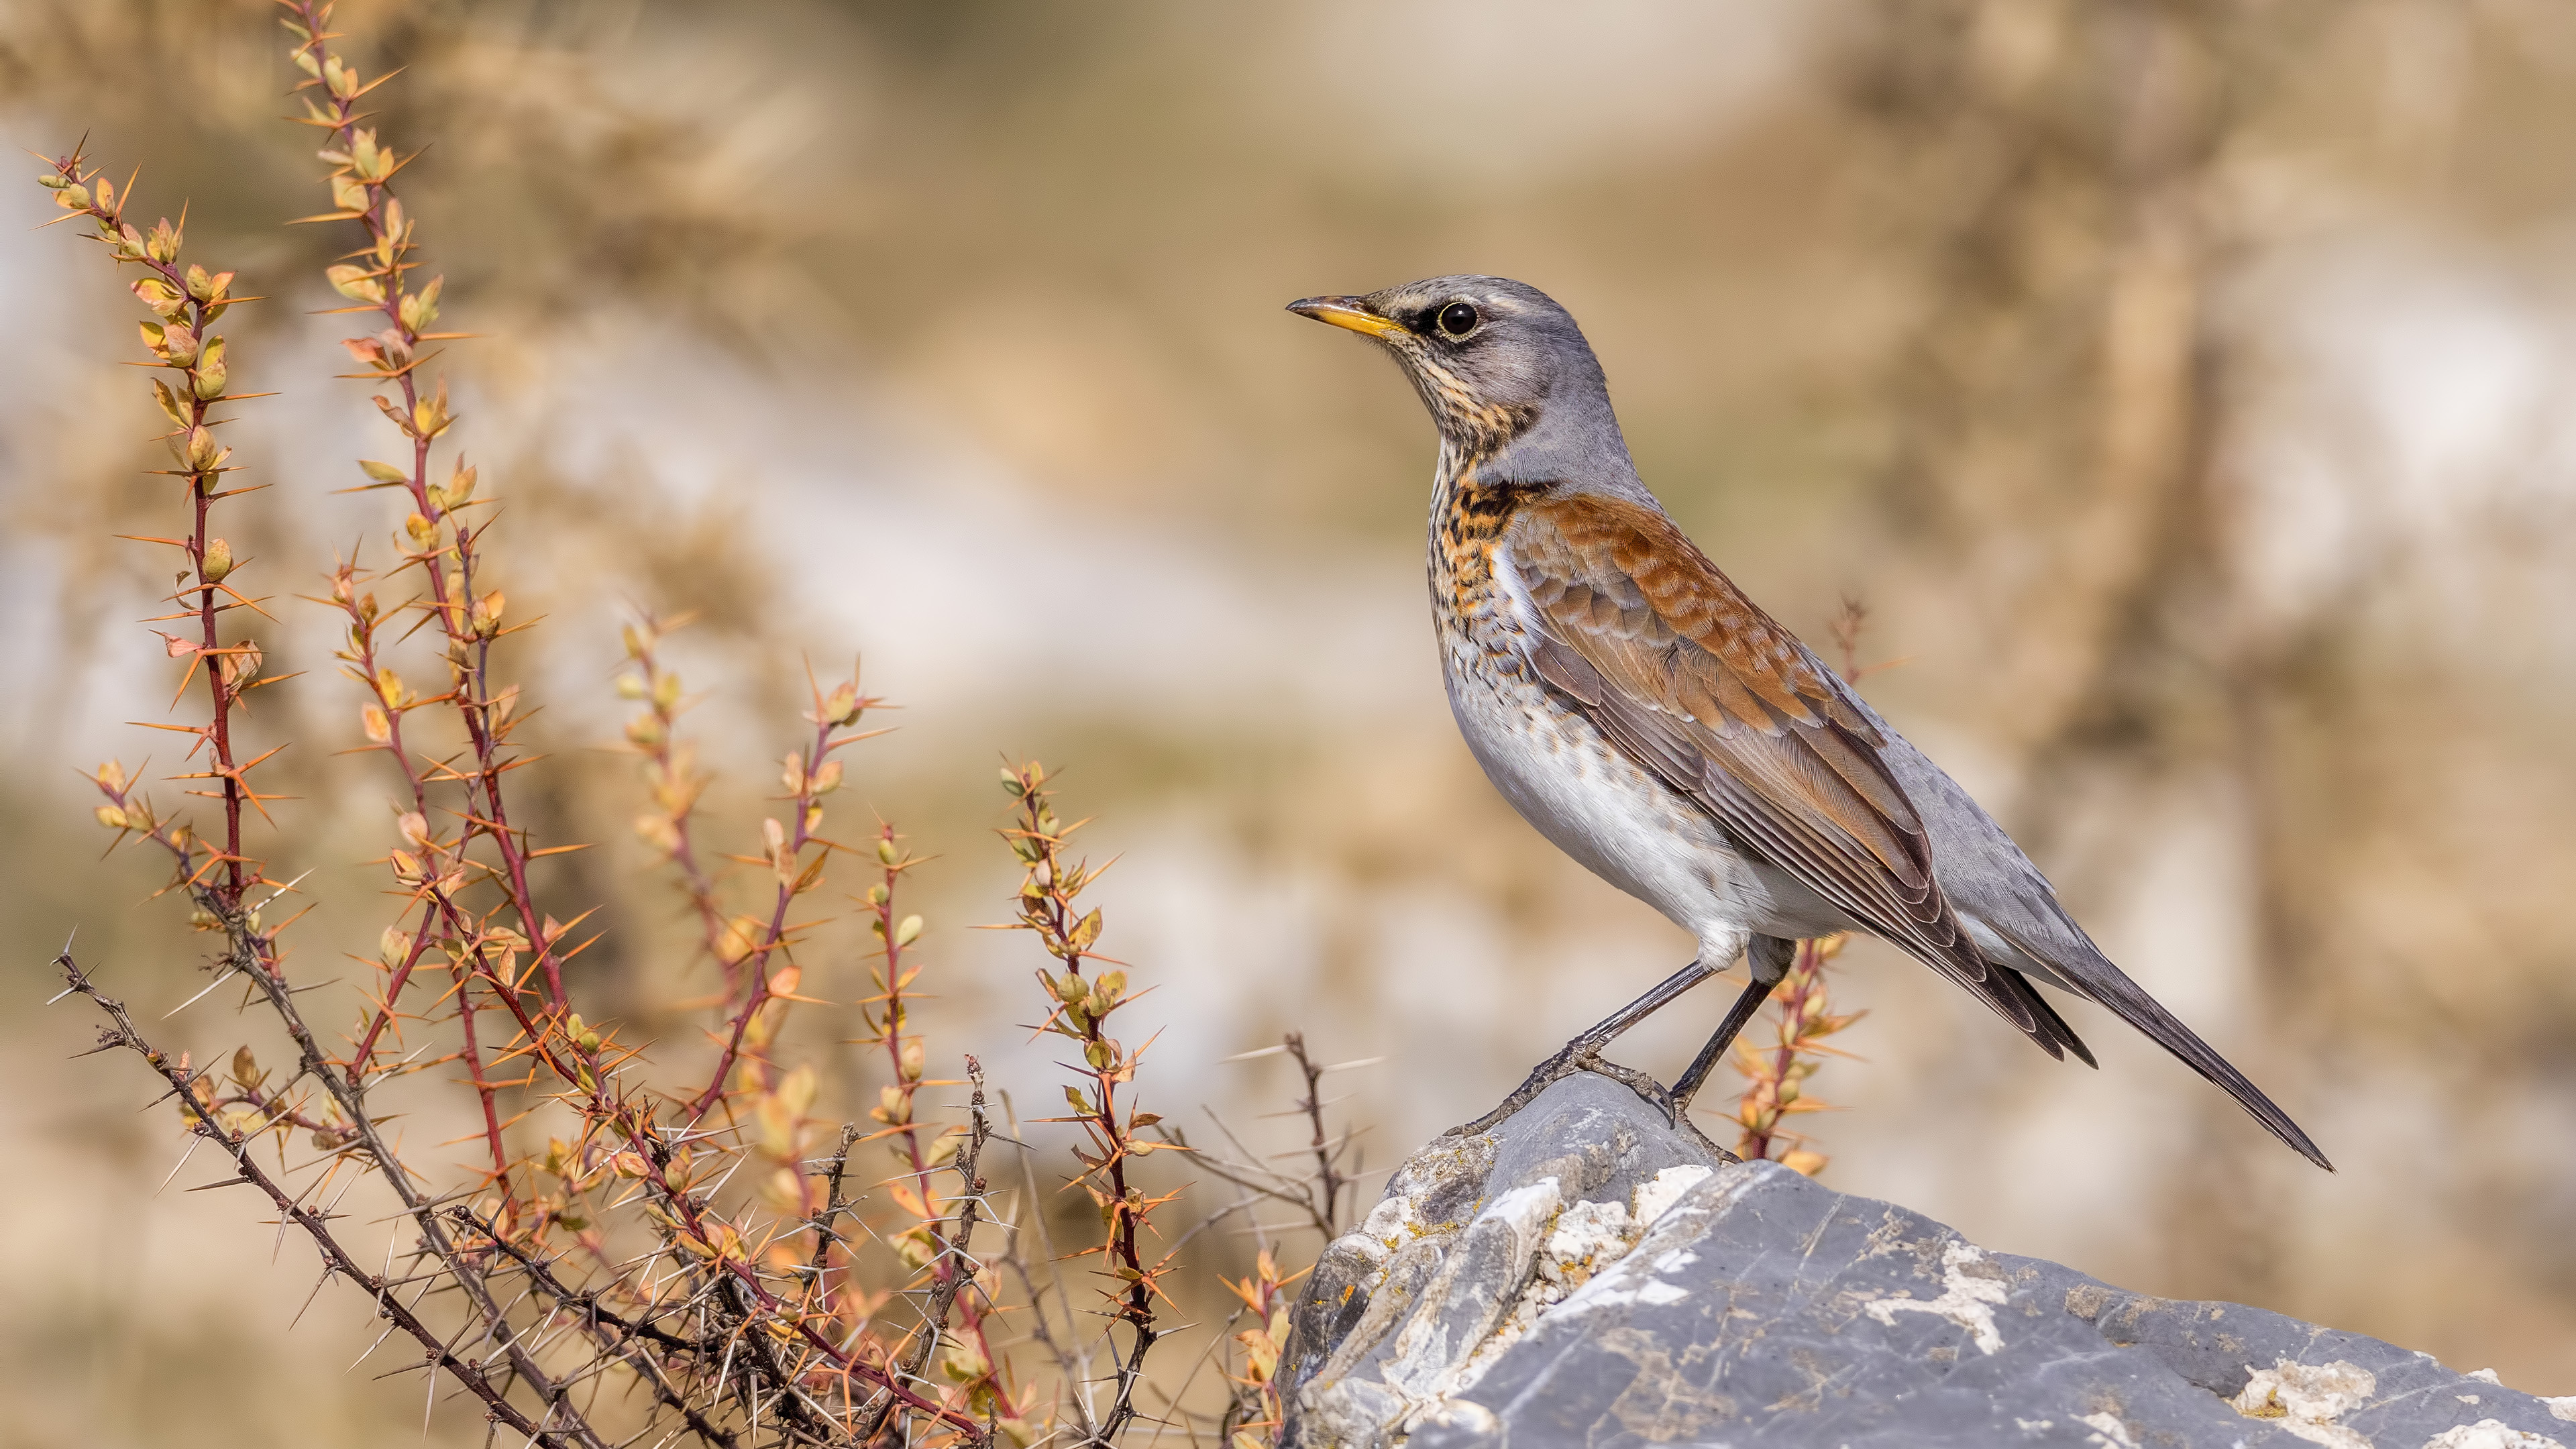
[
  {"x1": 1997, "y1": 924, "x2": 2333, "y2": 1172},
  {"x1": 2011, "y1": 973, "x2": 2097, "y2": 1069}
]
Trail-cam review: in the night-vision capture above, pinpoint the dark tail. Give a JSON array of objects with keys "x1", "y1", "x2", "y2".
[{"x1": 2003, "y1": 928, "x2": 2333, "y2": 1171}]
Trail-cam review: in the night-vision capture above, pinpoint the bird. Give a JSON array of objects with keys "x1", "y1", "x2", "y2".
[{"x1": 1287, "y1": 274, "x2": 2330, "y2": 1171}]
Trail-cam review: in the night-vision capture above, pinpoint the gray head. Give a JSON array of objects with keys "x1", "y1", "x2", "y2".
[{"x1": 1289, "y1": 274, "x2": 1640, "y2": 490}]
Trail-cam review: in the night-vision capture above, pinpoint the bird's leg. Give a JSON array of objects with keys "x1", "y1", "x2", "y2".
[
  {"x1": 1670, "y1": 934, "x2": 1799, "y2": 1114},
  {"x1": 1668, "y1": 977, "x2": 1777, "y2": 1112},
  {"x1": 1444, "y1": 959, "x2": 1718, "y2": 1138}
]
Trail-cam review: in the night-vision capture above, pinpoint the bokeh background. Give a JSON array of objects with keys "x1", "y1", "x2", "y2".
[{"x1": 5, "y1": 1, "x2": 2576, "y2": 1442}]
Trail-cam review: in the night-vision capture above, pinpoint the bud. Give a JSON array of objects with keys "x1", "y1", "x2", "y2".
[
  {"x1": 895, "y1": 914, "x2": 924, "y2": 947},
  {"x1": 378, "y1": 926, "x2": 411, "y2": 967},
  {"x1": 810, "y1": 758, "x2": 843, "y2": 794},
  {"x1": 93, "y1": 804, "x2": 129, "y2": 830},
  {"x1": 144, "y1": 215, "x2": 180, "y2": 263},
  {"x1": 55, "y1": 182, "x2": 89, "y2": 211},
  {"x1": 361, "y1": 704, "x2": 390, "y2": 743},
  {"x1": 96, "y1": 759, "x2": 127, "y2": 792},
  {"x1": 876, "y1": 837, "x2": 901, "y2": 866},
  {"x1": 1089, "y1": 969, "x2": 1127, "y2": 1016},
  {"x1": 821, "y1": 682, "x2": 859, "y2": 725},
  {"x1": 780, "y1": 752, "x2": 806, "y2": 794},
  {"x1": 159, "y1": 322, "x2": 199, "y2": 366},
  {"x1": 402, "y1": 513, "x2": 436, "y2": 549},
  {"x1": 398, "y1": 275, "x2": 443, "y2": 333},
  {"x1": 875, "y1": 1083, "x2": 909, "y2": 1126},
  {"x1": 899, "y1": 1036, "x2": 925, "y2": 1083},
  {"x1": 197, "y1": 537, "x2": 233, "y2": 584},
  {"x1": 184, "y1": 426, "x2": 223, "y2": 472},
  {"x1": 131, "y1": 277, "x2": 186, "y2": 317},
  {"x1": 190, "y1": 336, "x2": 227, "y2": 400}
]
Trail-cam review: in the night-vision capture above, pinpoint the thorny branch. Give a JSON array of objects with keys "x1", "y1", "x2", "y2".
[{"x1": 38, "y1": 7, "x2": 1307, "y2": 1446}]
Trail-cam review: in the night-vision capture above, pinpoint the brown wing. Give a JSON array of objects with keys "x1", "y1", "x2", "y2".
[{"x1": 1499, "y1": 491, "x2": 2083, "y2": 1059}]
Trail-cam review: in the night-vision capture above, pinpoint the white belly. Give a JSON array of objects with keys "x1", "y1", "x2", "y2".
[{"x1": 1442, "y1": 650, "x2": 1851, "y2": 961}]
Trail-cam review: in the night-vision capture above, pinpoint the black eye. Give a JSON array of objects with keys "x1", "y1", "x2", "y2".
[{"x1": 1436, "y1": 301, "x2": 1479, "y2": 337}]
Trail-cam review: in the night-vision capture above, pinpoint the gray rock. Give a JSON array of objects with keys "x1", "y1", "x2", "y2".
[{"x1": 1281, "y1": 1073, "x2": 2575, "y2": 1449}]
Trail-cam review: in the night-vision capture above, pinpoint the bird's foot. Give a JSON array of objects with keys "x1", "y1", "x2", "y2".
[{"x1": 1444, "y1": 1043, "x2": 1678, "y2": 1138}]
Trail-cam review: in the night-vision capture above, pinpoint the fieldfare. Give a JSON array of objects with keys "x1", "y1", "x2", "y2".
[{"x1": 1290, "y1": 276, "x2": 2330, "y2": 1170}]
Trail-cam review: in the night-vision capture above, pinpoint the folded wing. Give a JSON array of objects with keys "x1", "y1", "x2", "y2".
[{"x1": 1497, "y1": 490, "x2": 2089, "y2": 1063}]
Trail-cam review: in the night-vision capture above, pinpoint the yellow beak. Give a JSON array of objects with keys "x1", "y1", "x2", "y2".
[{"x1": 1287, "y1": 295, "x2": 1407, "y2": 341}]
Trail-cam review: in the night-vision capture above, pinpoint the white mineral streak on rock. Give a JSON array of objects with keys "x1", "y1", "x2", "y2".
[
  {"x1": 1630, "y1": 1164, "x2": 1713, "y2": 1226},
  {"x1": 2230, "y1": 1359, "x2": 2377, "y2": 1449},
  {"x1": 2544, "y1": 1397, "x2": 2576, "y2": 1424},
  {"x1": 1862, "y1": 1238, "x2": 2009, "y2": 1355},
  {"x1": 1387, "y1": 1178, "x2": 1564, "y2": 1406},
  {"x1": 1440, "y1": 1188, "x2": 1626, "y2": 1397},
  {"x1": 2471, "y1": 1370, "x2": 2507, "y2": 1384},
  {"x1": 2422, "y1": 1421, "x2": 2567, "y2": 1449},
  {"x1": 1409, "y1": 1399, "x2": 1502, "y2": 1440},
  {"x1": 1541, "y1": 1198, "x2": 1635, "y2": 1291},
  {"x1": 1426, "y1": 1170, "x2": 1723, "y2": 1406},
  {"x1": 2079, "y1": 1411, "x2": 2141, "y2": 1448}
]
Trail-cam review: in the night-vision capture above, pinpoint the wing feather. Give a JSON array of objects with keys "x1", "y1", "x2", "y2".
[{"x1": 1502, "y1": 492, "x2": 2082, "y2": 1057}]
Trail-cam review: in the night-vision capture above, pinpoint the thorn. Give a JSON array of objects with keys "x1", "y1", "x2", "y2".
[
  {"x1": 292, "y1": 1264, "x2": 335, "y2": 1330},
  {"x1": 164, "y1": 968, "x2": 240, "y2": 1018},
  {"x1": 154, "y1": 1134, "x2": 207, "y2": 1195}
]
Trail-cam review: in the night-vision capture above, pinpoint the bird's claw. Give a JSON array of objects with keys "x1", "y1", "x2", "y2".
[{"x1": 1445, "y1": 1043, "x2": 1674, "y2": 1138}]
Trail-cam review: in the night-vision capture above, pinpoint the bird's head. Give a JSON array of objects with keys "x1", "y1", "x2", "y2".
[{"x1": 1288, "y1": 275, "x2": 1624, "y2": 470}]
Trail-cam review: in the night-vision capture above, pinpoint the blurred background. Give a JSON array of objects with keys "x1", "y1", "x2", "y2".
[{"x1": 5, "y1": 0, "x2": 2576, "y2": 1442}]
